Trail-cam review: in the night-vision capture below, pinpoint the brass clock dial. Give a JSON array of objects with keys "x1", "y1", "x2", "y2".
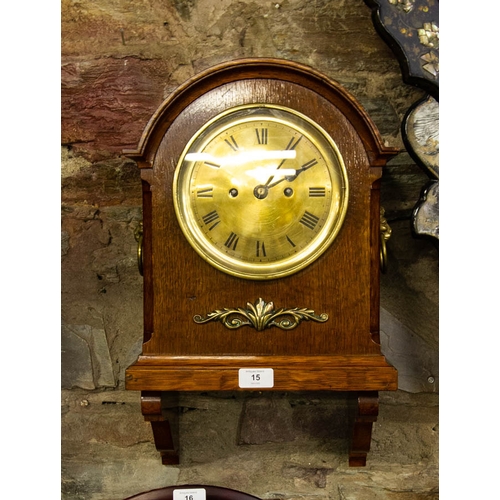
[{"x1": 173, "y1": 104, "x2": 349, "y2": 280}]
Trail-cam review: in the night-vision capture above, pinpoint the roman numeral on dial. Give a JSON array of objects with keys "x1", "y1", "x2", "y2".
[
  {"x1": 224, "y1": 232, "x2": 239, "y2": 250},
  {"x1": 256, "y1": 128, "x2": 268, "y2": 145},
  {"x1": 225, "y1": 135, "x2": 239, "y2": 151},
  {"x1": 256, "y1": 240, "x2": 267, "y2": 257},
  {"x1": 204, "y1": 161, "x2": 220, "y2": 168},
  {"x1": 202, "y1": 210, "x2": 220, "y2": 230},
  {"x1": 285, "y1": 135, "x2": 303, "y2": 151},
  {"x1": 299, "y1": 211, "x2": 320, "y2": 230},
  {"x1": 309, "y1": 187, "x2": 326, "y2": 197},
  {"x1": 274, "y1": 135, "x2": 304, "y2": 171},
  {"x1": 197, "y1": 187, "x2": 213, "y2": 198},
  {"x1": 301, "y1": 159, "x2": 318, "y2": 171}
]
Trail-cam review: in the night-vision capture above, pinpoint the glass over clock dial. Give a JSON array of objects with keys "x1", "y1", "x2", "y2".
[{"x1": 173, "y1": 104, "x2": 349, "y2": 280}]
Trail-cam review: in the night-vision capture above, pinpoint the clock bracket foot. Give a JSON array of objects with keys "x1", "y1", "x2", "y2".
[
  {"x1": 140, "y1": 391, "x2": 179, "y2": 465},
  {"x1": 348, "y1": 391, "x2": 379, "y2": 467}
]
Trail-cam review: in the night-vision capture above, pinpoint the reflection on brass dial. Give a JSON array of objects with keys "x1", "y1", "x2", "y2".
[{"x1": 173, "y1": 104, "x2": 349, "y2": 280}]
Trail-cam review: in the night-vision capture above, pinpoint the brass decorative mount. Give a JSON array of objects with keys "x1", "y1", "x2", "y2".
[
  {"x1": 194, "y1": 297, "x2": 328, "y2": 331},
  {"x1": 134, "y1": 222, "x2": 144, "y2": 276},
  {"x1": 380, "y1": 207, "x2": 392, "y2": 274}
]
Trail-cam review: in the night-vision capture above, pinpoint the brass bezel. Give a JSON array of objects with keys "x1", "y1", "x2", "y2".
[{"x1": 173, "y1": 104, "x2": 349, "y2": 280}]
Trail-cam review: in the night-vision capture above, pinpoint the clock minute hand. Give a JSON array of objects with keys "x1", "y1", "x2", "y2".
[{"x1": 266, "y1": 175, "x2": 286, "y2": 189}]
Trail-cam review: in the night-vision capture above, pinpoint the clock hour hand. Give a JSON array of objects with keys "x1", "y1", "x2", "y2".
[
  {"x1": 264, "y1": 135, "x2": 304, "y2": 187},
  {"x1": 266, "y1": 158, "x2": 318, "y2": 189},
  {"x1": 285, "y1": 159, "x2": 318, "y2": 181}
]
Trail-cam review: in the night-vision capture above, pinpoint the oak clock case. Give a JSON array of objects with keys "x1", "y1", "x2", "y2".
[{"x1": 125, "y1": 59, "x2": 398, "y2": 467}]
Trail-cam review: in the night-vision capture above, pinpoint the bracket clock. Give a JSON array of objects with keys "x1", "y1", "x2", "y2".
[{"x1": 125, "y1": 58, "x2": 398, "y2": 466}]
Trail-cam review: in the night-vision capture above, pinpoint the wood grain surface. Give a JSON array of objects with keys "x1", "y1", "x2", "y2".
[{"x1": 126, "y1": 58, "x2": 398, "y2": 389}]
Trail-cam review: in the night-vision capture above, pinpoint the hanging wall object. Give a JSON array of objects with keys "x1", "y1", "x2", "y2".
[
  {"x1": 403, "y1": 95, "x2": 439, "y2": 239},
  {"x1": 366, "y1": 0, "x2": 439, "y2": 240}
]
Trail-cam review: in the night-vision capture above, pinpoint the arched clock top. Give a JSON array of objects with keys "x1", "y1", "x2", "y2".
[{"x1": 123, "y1": 58, "x2": 399, "y2": 167}]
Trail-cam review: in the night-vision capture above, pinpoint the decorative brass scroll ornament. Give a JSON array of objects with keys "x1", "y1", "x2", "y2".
[{"x1": 193, "y1": 297, "x2": 328, "y2": 331}]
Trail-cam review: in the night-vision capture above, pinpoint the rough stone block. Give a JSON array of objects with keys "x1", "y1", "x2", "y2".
[
  {"x1": 62, "y1": 323, "x2": 115, "y2": 389},
  {"x1": 282, "y1": 464, "x2": 334, "y2": 488},
  {"x1": 239, "y1": 397, "x2": 295, "y2": 445}
]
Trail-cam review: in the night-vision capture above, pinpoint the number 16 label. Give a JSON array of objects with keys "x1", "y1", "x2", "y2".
[
  {"x1": 238, "y1": 368, "x2": 274, "y2": 388},
  {"x1": 173, "y1": 489, "x2": 206, "y2": 500}
]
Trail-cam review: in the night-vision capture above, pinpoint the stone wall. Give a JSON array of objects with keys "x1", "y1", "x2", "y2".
[{"x1": 61, "y1": 1, "x2": 438, "y2": 499}]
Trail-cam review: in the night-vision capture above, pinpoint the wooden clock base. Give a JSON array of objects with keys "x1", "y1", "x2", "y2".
[{"x1": 126, "y1": 355, "x2": 396, "y2": 466}]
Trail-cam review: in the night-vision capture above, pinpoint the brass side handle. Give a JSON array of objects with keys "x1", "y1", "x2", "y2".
[
  {"x1": 380, "y1": 208, "x2": 391, "y2": 274},
  {"x1": 134, "y1": 222, "x2": 144, "y2": 276}
]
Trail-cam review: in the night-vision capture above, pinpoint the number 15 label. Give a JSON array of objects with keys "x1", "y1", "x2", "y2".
[{"x1": 238, "y1": 368, "x2": 274, "y2": 388}]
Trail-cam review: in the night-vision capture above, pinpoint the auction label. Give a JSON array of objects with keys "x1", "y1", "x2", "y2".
[
  {"x1": 238, "y1": 368, "x2": 274, "y2": 388},
  {"x1": 174, "y1": 489, "x2": 206, "y2": 500}
]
